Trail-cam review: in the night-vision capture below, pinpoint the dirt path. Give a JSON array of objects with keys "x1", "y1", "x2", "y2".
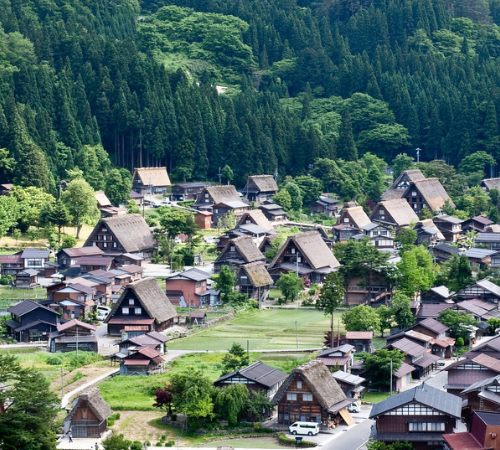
[{"x1": 111, "y1": 411, "x2": 191, "y2": 445}]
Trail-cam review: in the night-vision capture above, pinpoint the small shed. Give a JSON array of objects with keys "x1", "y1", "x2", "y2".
[
  {"x1": 64, "y1": 387, "x2": 112, "y2": 438},
  {"x1": 195, "y1": 210, "x2": 213, "y2": 230},
  {"x1": 14, "y1": 269, "x2": 39, "y2": 289},
  {"x1": 120, "y1": 346, "x2": 164, "y2": 375},
  {"x1": 189, "y1": 311, "x2": 206, "y2": 324}
]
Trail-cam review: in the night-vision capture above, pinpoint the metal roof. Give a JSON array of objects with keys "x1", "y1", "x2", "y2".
[
  {"x1": 8, "y1": 300, "x2": 58, "y2": 317},
  {"x1": 476, "y1": 232, "x2": 500, "y2": 243},
  {"x1": 168, "y1": 268, "x2": 210, "y2": 282},
  {"x1": 434, "y1": 243, "x2": 461, "y2": 254},
  {"x1": 21, "y1": 248, "x2": 50, "y2": 258},
  {"x1": 463, "y1": 248, "x2": 496, "y2": 259},
  {"x1": 369, "y1": 383, "x2": 461, "y2": 419},
  {"x1": 332, "y1": 370, "x2": 365, "y2": 385},
  {"x1": 215, "y1": 361, "x2": 288, "y2": 388}
]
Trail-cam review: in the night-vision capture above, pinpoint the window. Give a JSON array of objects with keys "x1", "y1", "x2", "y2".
[
  {"x1": 297, "y1": 257, "x2": 302, "y2": 263},
  {"x1": 284, "y1": 413, "x2": 289, "y2": 420},
  {"x1": 297, "y1": 381, "x2": 302, "y2": 389},
  {"x1": 287, "y1": 393, "x2": 297, "y2": 401},
  {"x1": 135, "y1": 307, "x2": 142, "y2": 315},
  {"x1": 122, "y1": 307, "x2": 129, "y2": 315},
  {"x1": 291, "y1": 248, "x2": 296, "y2": 254},
  {"x1": 303, "y1": 394, "x2": 313, "y2": 401},
  {"x1": 196, "y1": 282, "x2": 201, "y2": 288},
  {"x1": 114, "y1": 242, "x2": 117, "y2": 248},
  {"x1": 215, "y1": 209, "x2": 218, "y2": 213},
  {"x1": 412, "y1": 191, "x2": 417, "y2": 196},
  {"x1": 129, "y1": 299, "x2": 134, "y2": 305},
  {"x1": 103, "y1": 243, "x2": 108, "y2": 248},
  {"x1": 77, "y1": 295, "x2": 84, "y2": 301},
  {"x1": 373, "y1": 231, "x2": 379, "y2": 236},
  {"x1": 344, "y1": 218, "x2": 349, "y2": 223},
  {"x1": 408, "y1": 423, "x2": 445, "y2": 432},
  {"x1": 381, "y1": 231, "x2": 388, "y2": 236},
  {"x1": 230, "y1": 246, "x2": 235, "y2": 252}
]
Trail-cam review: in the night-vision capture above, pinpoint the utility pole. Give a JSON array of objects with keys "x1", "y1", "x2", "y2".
[
  {"x1": 76, "y1": 324, "x2": 79, "y2": 361},
  {"x1": 295, "y1": 321, "x2": 298, "y2": 349},
  {"x1": 61, "y1": 366, "x2": 64, "y2": 397},
  {"x1": 390, "y1": 359, "x2": 393, "y2": 396}
]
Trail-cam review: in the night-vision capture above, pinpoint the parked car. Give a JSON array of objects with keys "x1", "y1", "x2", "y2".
[
  {"x1": 348, "y1": 402, "x2": 361, "y2": 413},
  {"x1": 288, "y1": 422, "x2": 319, "y2": 436},
  {"x1": 96, "y1": 306, "x2": 111, "y2": 321}
]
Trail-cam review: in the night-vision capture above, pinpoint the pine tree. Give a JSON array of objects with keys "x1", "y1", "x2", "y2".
[{"x1": 336, "y1": 107, "x2": 358, "y2": 161}]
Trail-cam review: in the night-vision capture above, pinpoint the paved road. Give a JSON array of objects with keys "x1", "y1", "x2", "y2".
[{"x1": 321, "y1": 418, "x2": 374, "y2": 450}]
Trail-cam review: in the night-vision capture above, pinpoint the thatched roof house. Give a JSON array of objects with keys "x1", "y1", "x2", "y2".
[
  {"x1": 237, "y1": 210, "x2": 274, "y2": 231},
  {"x1": 370, "y1": 199, "x2": 419, "y2": 228},
  {"x1": 481, "y1": 178, "x2": 500, "y2": 192},
  {"x1": 268, "y1": 231, "x2": 340, "y2": 284},
  {"x1": 214, "y1": 236, "x2": 265, "y2": 272},
  {"x1": 84, "y1": 214, "x2": 155, "y2": 258},
  {"x1": 195, "y1": 185, "x2": 241, "y2": 207},
  {"x1": 407, "y1": 178, "x2": 455, "y2": 212},
  {"x1": 64, "y1": 387, "x2": 112, "y2": 437},
  {"x1": 238, "y1": 261, "x2": 273, "y2": 300},
  {"x1": 132, "y1": 167, "x2": 171, "y2": 194},
  {"x1": 243, "y1": 175, "x2": 279, "y2": 202},
  {"x1": 272, "y1": 360, "x2": 354, "y2": 426},
  {"x1": 94, "y1": 191, "x2": 111, "y2": 208},
  {"x1": 382, "y1": 169, "x2": 426, "y2": 201},
  {"x1": 104, "y1": 277, "x2": 177, "y2": 336},
  {"x1": 338, "y1": 203, "x2": 371, "y2": 229}
]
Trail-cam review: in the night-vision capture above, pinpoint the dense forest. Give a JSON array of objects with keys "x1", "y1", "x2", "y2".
[{"x1": 3, "y1": 0, "x2": 500, "y2": 193}]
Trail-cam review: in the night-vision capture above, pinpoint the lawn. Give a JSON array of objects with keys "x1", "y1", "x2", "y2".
[
  {"x1": 167, "y1": 309, "x2": 337, "y2": 351},
  {"x1": 362, "y1": 391, "x2": 392, "y2": 403},
  {"x1": 0, "y1": 287, "x2": 47, "y2": 301},
  {"x1": 202, "y1": 437, "x2": 287, "y2": 448}
]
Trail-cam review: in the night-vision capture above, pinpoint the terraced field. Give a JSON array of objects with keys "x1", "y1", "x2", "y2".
[{"x1": 167, "y1": 309, "x2": 343, "y2": 351}]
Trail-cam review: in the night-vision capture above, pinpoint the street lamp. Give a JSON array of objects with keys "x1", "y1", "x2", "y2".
[{"x1": 416, "y1": 148, "x2": 421, "y2": 164}]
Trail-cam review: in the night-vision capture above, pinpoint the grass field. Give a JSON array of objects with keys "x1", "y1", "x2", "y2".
[
  {"x1": 167, "y1": 309, "x2": 338, "y2": 351},
  {"x1": 202, "y1": 437, "x2": 286, "y2": 448},
  {"x1": 0, "y1": 287, "x2": 47, "y2": 302},
  {"x1": 362, "y1": 391, "x2": 392, "y2": 403}
]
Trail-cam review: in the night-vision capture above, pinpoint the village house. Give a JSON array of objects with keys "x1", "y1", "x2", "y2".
[
  {"x1": 346, "y1": 331, "x2": 374, "y2": 353},
  {"x1": 345, "y1": 267, "x2": 392, "y2": 306},
  {"x1": 432, "y1": 243, "x2": 461, "y2": 263},
  {"x1": 258, "y1": 234, "x2": 281, "y2": 255},
  {"x1": 462, "y1": 335, "x2": 500, "y2": 360},
  {"x1": 13, "y1": 269, "x2": 39, "y2": 289},
  {"x1": 0, "y1": 254, "x2": 23, "y2": 276},
  {"x1": 460, "y1": 377, "x2": 500, "y2": 426},
  {"x1": 129, "y1": 190, "x2": 143, "y2": 206},
  {"x1": 464, "y1": 248, "x2": 497, "y2": 269},
  {"x1": 331, "y1": 371, "x2": 365, "y2": 403},
  {"x1": 272, "y1": 360, "x2": 354, "y2": 428},
  {"x1": 481, "y1": 178, "x2": 500, "y2": 192},
  {"x1": 382, "y1": 169, "x2": 426, "y2": 201},
  {"x1": 337, "y1": 202, "x2": 371, "y2": 230},
  {"x1": 132, "y1": 167, "x2": 171, "y2": 195},
  {"x1": 259, "y1": 203, "x2": 288, "y2": 222},
  {"x1": 214, "y1": 236, "x2": 266, "y2": 273},
  {"x1": 393, "y1": 363, "x2": 415, "y2": 392},
  {"x1": 48, "y1": 319, "x2": 97, "y2": 353},
  {"x1": 414, "y1": 219, "x2": 446, "y2": 247},
  {"x1": 236, "y1": 209, "x2": 274, "y2": 232},
  {"x1": 444, "y1": 411, "x2": 500, "y2": 450},
  {"x1": 171, "y1": 182, "x2": 205, "y2": 201},
  {"x1": 5, "y1": 300, "x2": 59, "y2": 343},
  {"x1": 0, "y1": 183, "x2": 13, "y2": 195},
  {"x1": 120, "y1": 346, "x2": 165, "y2": 375},
  {"x1": 407, "y1": 318, "x2": 455, "y2": 359},
  {"x1": 77, "y1": 256, "x2": 114, "y2": 274},
  {"x1": 433, "y1": 215, "x2": 464, "y2": 242},
  {"x1": 457, "y1": 279, "x2": 500, "y2": 304},
  {"x1": 463, "y1": 215, "x2": 494, "y2": 233},
  {"x1": 84, "y1": 214, "x2": 155, "y2": 260},
  {"x1": 214, "y1": 361, "x2": 288, "y2": 399},
  {"x1": 237, "y1": 261, "x2": 273, "y2": 303},
  {"x1": 118, "y1": 331, "x2": 168, "y2": 355},
  {"x1": 64, "y1": 387, "x2": 112, "y2": 438},
  {"x1": 194, "y1": 185, "x2": 240, "y2": 208},
  {"x1": 415, "y1": 303, "x2": 454, "y2": 322},
  {"x1": 212, "y1": 200, "x2": 249, "y2": 226},
  {"x1": 476, "y1": 233, "x2": 500, "y2": 250},
  {"x1": 385, "y1": 338, "x2": 440, "y2": 379},
  {"x1": 310, "y1": 195, "x2": 339, "y2": 217},
  {"x1": 56, "y1": 247, "x2": 105, "y2": 270},
  {"x1": 1, "y1": 249, "x2": 55, "y2": 278},
  {"x1": 444, "y1": 354, "x2": 500, "y2": 398},
  {"x1": 165, "y1": 268, "x2": 219, "y2": 308},
  {"x1": 95, "y1": 191, "x2": 126, "y2": 217},
  {"x1": 386, "y1": 330, "x2": 434, "y2": 350},
  {"x1": 316, "y1": 344, "x2": 355, "y2": 372},
  {"x1": 242, "y1": 175, "x2": 279, "y2": 203},
  {"x1": 48, "y1": 282, "x2": 106, "y2": 319},
  {"x1": 369, "y1": 383, "x2": 462, "y2": 450},
  {"x1": 421, "y1": 286, "x2": 455, "y2": 304},
  {"x1": 455, "y1": 298, "x2": 500, "y2": 323},
  {"x1": 370, "y1": 198, "x2": 419, "y2": 230},
  {"x1": 358, "y1": 222, "x2": 395, "y2": 249},
  {"x1": 268, "y1": 231, "x2": 340, "y2": 286},
  {"x1": 104, "y1": 277, "x2": 177, "y2": 336},
  {"x1": 194, "y1": 210, "x2": 213, "y2": 230}
]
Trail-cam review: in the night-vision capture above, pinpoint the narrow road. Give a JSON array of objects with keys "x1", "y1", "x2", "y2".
[{"x1": 321, "y1": 418, "x2": 374, "y2": 450}]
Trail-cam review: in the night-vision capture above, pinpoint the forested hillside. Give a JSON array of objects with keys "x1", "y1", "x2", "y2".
[{"x1": 2, "y1": 0, "x2": 500, "y2": 192}]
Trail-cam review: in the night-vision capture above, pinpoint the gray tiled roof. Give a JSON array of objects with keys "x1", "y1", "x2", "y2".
[{"x1": 216, "y1": 361, "x2": 288, "y2": 388}]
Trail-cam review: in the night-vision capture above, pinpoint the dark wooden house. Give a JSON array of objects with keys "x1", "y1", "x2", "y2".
[
  {"x1": 421, "y1": 286, "x2": 455, "y2": 304},
  {"x1": 385, "y1": 338, "x2": 440, "y2": 379},
  {"x1": 457, "y1": 279, "x2": 500, "y2": 304},
  {"x1": 259, "y1": 203, "x2": 287, "y2": 222},
  {"x1": 461, "y1": 375, "x2": 500, "y2": 426},
  {"x1": 433, "y1": 215, "x2": 464, "y2": 242},
  {"x1": 57, "y1": 247, "x2": 105, "y2": 270},
  {"x1": 461, "y1": 335, "x2": 500, "y2": 360},
  {"x1": 48, "y1": 319, "x2": 97, "y2": 353},
  {"x1": 120, "y1": 346, "x2": 164, "y2": 375},
  {"x1": 13, "y1": 269, "x2": 39, "y2": 288},
  {"x1": 214, "y1": 236, "x2": 266, "y2": 273},
  {"x1": 369, "y1": 383, "x2": 461, "y2": 450},
  {"x1": 382, "y1": 169, "x2": 426, "y2": 201},
  {"x1": 171, "y1": 182, "x2": 205, "y2": 201},
  {"x1": 242, "y1": 175, "x2": 279, "y2": 203},
  {"x1": 463, "y1": 215, "x2": 494, "y2": 233},
  {"x1": 236, "y1": 210, "x2": 274, "y2": 232},
  {"x1": 476, "y1": 233, "x2": 500, "y2": 250},
  {"x1": 310, "y1": 196, "x2": 339, "y2": 217},
  {"x1": 104, "y1": 277, "x2": 177, "y2": 336},
  {"x1": 64, "y1": 387, "x2": 112, "y2": 438},
  {"x1": 414, "y1": 219, "x2": 445, "y2": 246},
  {"x1": 400, "y1": 178, "x2": 455, "y2": 214},
  {"x1": 481, "y1": 178, "x2": 500, "y2": 192},
  {"x1": 337, "y1": 202, "x2": 371, "y2": 230},
  {"x1": 346, "y1": 331, "x2": 374, "y2": 353},
  {"x1": 5, "y1": 300, "x2": 58, "y2": 342},
  {"x1": 272, "y1": 360, "x2": 354, "y2": 428},
  {"x1": 444, "y1": 354, "x2": 500, "y2": 398},
  {"x1": 118, "y1": 331, "x2": 168, "y2": 355},
  {"x1": 408, "y1": 318, "x2": 455, "y2": 359},
  {"x1": 432, "y1": 243, "x2": 461, "y2": 263},
  {"x1": 84, "y1": 214, "x2": 155, "y2": 260},
  {"x1": 237, "y1": 261, "x2": 273, "y2": 302},
  {"x1": 316, "y1": 344, "x2": 355, "y2": 372},
  {"x1": 331, "y1": 370, "x2": 365, "y2": 402},
  {"x1": 267, "y1": 231, "x2": 340, "y2": 286},
  {"x1": 444, "y1": 411, "x2": 500, "y2": 450},
  {"x1": 215, "y1": 361, "x2": 288, "y2": 399}
]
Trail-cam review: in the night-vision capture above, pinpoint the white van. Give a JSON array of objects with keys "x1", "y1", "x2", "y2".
[{"x1": 288, "y1": 422, "x2": 320, "y2": 436}]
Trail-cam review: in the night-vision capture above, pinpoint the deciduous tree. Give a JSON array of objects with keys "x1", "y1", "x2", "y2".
[
  {"x1": 316, "y1": 272, "x2": 345, "y2": 347},
  {"x1": 342, "y1": 305, "x2": 381, "y2": 332},
  {"x1": 276, "y1": 272, "x2": 303, "y2": 303}
]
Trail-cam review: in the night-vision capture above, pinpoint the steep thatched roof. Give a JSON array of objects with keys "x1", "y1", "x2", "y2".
[
  {"x1": 416, "y1": 219, "x2": 446, "y2": 240},
  {"x1": 482, "y1": 178, "x2": 500, "y2": 191},
  {"x1": 408, "y1": 178, "x2": 455, "y2": 211},
  {"x1": 240, "y1": 262, "x2": 273, "y2": 287},
  {"x1": 197, "y1": 185, "x2": 240, "y2": 205},
  {"x1": 341, "y1": 206, "x2": 371, "y2": 229},
  {"x1": 383, "y1": 169, "x2": 425, "y2": 201},
  {"x1": 95, "y1": 191, "x2": 111, "y2": 207},
  {"x1": 85, "y1": 214, "x2": 154, "y2": 253},
  {"x1": 274, "y1": 231, "x2": 340, "y2": 270},
  {"x1": 66, "y1": 387, "x2": 112, "y2": 423},
  {"x1": 217, "y1": 236, "x2": 266, "y2": 264},
  {"x1": 371, "y1": 199, "x2": 419, "y2": 227},
  {"x1": 246, "y1": 175, "x2": 278, "y2": 193},
  {"x1": 272, "y1": 360, "x2": 346, "y2": 409},
  {"x1": 104, "y1": 278, "x2": 177, "y2": 325},
  {"x1": 237, "y1": 210, "x2": 273, "y2": 231},
  {"x1": 133, "y1": 167, "x2": 171, "y2": 187}
]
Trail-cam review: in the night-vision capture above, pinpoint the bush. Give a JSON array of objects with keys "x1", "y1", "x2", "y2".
[
  {"x1": 170, "y1": 414, "x2": 177, "y2": 421},
  {"x1": 47, "y1": 356, "x2": 63, "y2": 366},
  {"x1": 277, "y1": 433, "x2": 316, "y2": 447},
  {"x1": 130, "y1": 442, "x2": 143, "y2": 450},
  {"x1": 0, "y1": 276, "x2": 9, "y2": 285},
  {"x1": 165, "y1": 441, "x2": 175, "y2": 447},
  {"x1": 457, "y1": 337, "x2": 464, "y2": 347}
]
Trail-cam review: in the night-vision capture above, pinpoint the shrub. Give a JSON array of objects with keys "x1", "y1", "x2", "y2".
[
  {"x1": 131, "y1": 442, "x2": 143, "y2": 450},
  {"x1": 165, "y1": 441, "x2": 175, "y2": 447},
  {"x1": 457, "y1": 337, "x2": 464, "y2": 347},
  {"x1": 277, "y1": 433, "x2": 316, "y2": 447},
  {"x1": 47, "y1": 356, "x2": 63, "y2": 366},
  {"x1": 70, "y1": 371, "x2": 84, "y2": 383}
]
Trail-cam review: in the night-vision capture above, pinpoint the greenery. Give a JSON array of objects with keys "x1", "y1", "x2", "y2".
[
  {"x1": 439, "y1": 309, "x2": 479, "y2": 344},
  {"x1": 358, "y1": 349, "x2": 406, "y2": 390},
  {"x1": 342, "y1": 305, "x2": 381, "y2": 332},
  {"x1": 275, "y1": 272, "x2": 303, "y2": 303},
  {"x1": 221, "y1": 342, "x2": 250, "y2": 374},
  {"x1": 315, "y1": 272, "x2": 345, "y2": 347}
]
